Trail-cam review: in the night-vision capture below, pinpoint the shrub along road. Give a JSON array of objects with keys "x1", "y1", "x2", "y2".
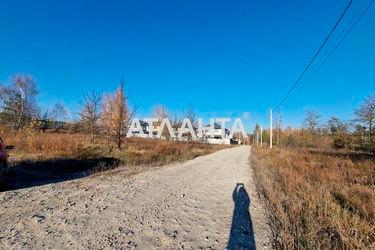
[{"x1": 0, "y1": 146, "x2": 271, "y2": 249}]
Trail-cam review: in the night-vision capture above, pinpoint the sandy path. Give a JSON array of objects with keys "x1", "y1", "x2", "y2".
[{"x1": 0, "y1": 146, "x2": 271, "y2": 249}]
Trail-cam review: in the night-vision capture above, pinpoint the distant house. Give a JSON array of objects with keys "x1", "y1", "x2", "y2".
[
  {"x1": 202, "y1": 123, "x2": 233, "y2": 145},
  {"x1": 130, "y1": 120, "x2": 238, "y2": 145},
  {"x1": 140, "y1": 120, "x2": 150, "y2": 135},
  {"x1": 130, "y1": 120, "x2": 149, "y2": 138}
]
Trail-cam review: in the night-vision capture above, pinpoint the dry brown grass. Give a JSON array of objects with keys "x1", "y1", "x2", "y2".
[
  {"x1": 121, "y1": 138, "x2": 224, "y2": 166},
  {"x1": 3, "y1": 131, "x2": 224, "y2": 167},
  {"x1": 4, "y1": 131, "x2": 88, "y2": 158},
  {"x1": 251, "y1": 146, "x2": 375, "y2": 249},
  {"x1": 0, "y1": 131, "x2": 226, "y2": 191}
]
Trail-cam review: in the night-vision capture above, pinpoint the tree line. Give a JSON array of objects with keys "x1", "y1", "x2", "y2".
[
  {"x1": 253, "y1": 95, "x2": 375, "y2": 152},
  {"x1": 0, "y1": 74, "x2": 199, "y2": 149},
  {"x1": 0, "y1": 74, "x2": 131, "y2": 149},
  {"x1": 301, "y1": 96, "x2": 375, "y2": 152}
]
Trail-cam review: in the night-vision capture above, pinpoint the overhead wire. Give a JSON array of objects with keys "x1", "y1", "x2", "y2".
[
  {"x1": 284, "y1": 0, "x2": 374, "y2": 106},
  {"x1": 274, "y1": 0, "x2": 355, "y2": 111}
]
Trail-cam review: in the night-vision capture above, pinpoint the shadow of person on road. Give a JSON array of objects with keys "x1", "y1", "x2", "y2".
[{"x1": 227, "y1": 183, "x2": 256, "y2": 250}]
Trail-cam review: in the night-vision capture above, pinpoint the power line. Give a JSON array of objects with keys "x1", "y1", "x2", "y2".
[
  {"x1": 284, "y1": 0, "x2": 373, "y2": 106},
  {"x1": 274, "y1": 0, "x2": 354, "y2": 111}
]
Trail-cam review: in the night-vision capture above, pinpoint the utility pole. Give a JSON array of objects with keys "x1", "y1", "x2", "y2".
[
  {"x1": 270, "y1": 109, "x2": 273, "y2": 149},
  {"x1": 277, "y1": 113, "x2": 280, "y2": 145},
  {"x1": 253, "y1": 130, "x2": 256, "y2": 145},
  {"x1": 260, "y1": 125, "x2": 263, "y2": 146}
]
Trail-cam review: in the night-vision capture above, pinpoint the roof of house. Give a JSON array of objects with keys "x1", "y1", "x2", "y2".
[
  {"x1": 205, "y1": 122, "x2": 230, "y2": 131},
  {"x1": 139, "y1": 120, "x2": 149, "y2": 126}
]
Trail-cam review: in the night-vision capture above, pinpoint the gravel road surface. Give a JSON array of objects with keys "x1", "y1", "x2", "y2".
[{"x1": 0, "y1": 146, "x2": 271, "y2": 249}]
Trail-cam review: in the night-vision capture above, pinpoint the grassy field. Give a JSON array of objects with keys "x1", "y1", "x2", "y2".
[
  {"x1": 1, "y1": 131, "x2": 225, "y2": 190},
  {"x1": 3, "y1": 131, "x2": 225, "y2": 165},
  {"x1": 251, "y1": 146, "x2": 374, "y2": 249}
]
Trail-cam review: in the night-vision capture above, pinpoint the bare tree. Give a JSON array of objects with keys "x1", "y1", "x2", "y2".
[
  {"x1": 171, "y1": 112, "x2": 181, "y2": 127},
  {"x1": 185, "y1": 106, "x2": 197, "y2": 126},
  {"x1": 153, "y1": 105, "x2": 168, "y2": 120},
  {"x1": 51, "y1": 103, "x2": 67, "y2": 122},
  {"x1": 101, "y1": 80, "x2": 130, "y2": 149},
  {"x1": 303, "y1": 111, "x2": 322, "y2": 133},
  {"x1": 38, "y1": 108, "x2": 52, "y2": 132},
  {"x1": 354, "y1": 95, "x2": 375, "y2": 137},
  {"x1": 36, "y1": 103, "x2": 67, "y2": 132},
  {"x1": 79, "y1": 92, "x2": 102, "y2": 143},
  {"x1": 328, "y1": 117, "x2": 349, "y2": 135},
  {"x1": 50, "y1": 103, "x2": 68, "y2": 131},
  {"x1": 328, "y1": 116, "x2": 350, "y2": 148},
  {"x1": 182, "y1": 106, "x2": 199, "y2": 141},
  {"x1": 153, "y1": 105, "x2": 169, "y2": 138},
  {"x1": 0, "y1": 74, "x2": 38, "y2": 130}
]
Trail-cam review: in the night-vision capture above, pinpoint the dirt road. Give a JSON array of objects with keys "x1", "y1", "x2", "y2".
[{"x1": 0, "y1": 146, "x2": 271, "y2": 249}]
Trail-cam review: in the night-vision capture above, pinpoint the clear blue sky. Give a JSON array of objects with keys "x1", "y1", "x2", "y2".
[{"x1": 0, "y1": 0, "x2": 374, "y2": 130}]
